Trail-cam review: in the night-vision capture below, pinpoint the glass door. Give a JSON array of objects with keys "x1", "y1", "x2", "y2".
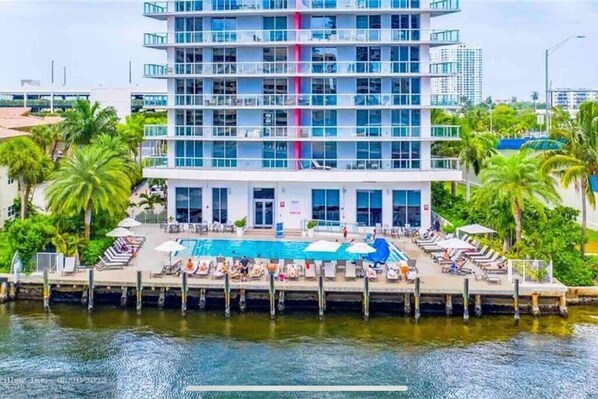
[{"x1": 254, "y1": 200, "x2": 274, "y2": 228}]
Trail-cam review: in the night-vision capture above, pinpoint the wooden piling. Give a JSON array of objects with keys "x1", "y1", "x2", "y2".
[
  {"x1": 317, "y1": 272, "x2": 325, "y2": 319},
  {"x1": 414, "y1": 277, "x2": 420, "y2": 322},
  {"x1": 463, "y1": 278, "x2": 469, "y2": 322},
  {"x1": 158, "y1": 288, "x2": 166, "y2": 309},
  {"x1": 474, "y1": 294, "x2": 482, "y2": 317},
  {"x1": 363, "y1": 274, "x2": 370, "y2": 320},
  {"x1": 239, "y1": 289, "x2": 246, "y2": 312},
  {"x1": 87, "y1": 269, "x2": 94, "y2": 312},
  {"x1": 0, "y1": 282, "x2": 7, "y2": 304},
  {"x1": 531, "y1": 293, "x2": 540, "y2": 317},
  {"x1": 445, "y1": 294, "x2": 453, "y2": 316},
  {"x1": 43, "y1": 269, "x2": 50, "y2": 311},
  {"x1": 199, "y1": 288, "x2": 206, "y2": 310},
  {"x1": 269, "y1": 272, "x2": 276, "y2": 319},
  {"x1": 403, "y1": 293, "x2": 411, "y2": 316},
  {"x1": 136, "y1": 271, "x2": 142, "y2": 314},
  {"x1": 120, "y1": 287, "x2": 128, "y2": 307},
  {"x1": 181, "y1": 272, "x2": 188, "y2": 316},
  {"x1": 224, "y1": 272, "x2": 231, "y2": 318},
  {"x1": 514, "y1": 278, "x2": 520, "y2": 323},
  {"x1": 8, "y1": 282, "x2": 16, "y2": 301},
  {"x1": 278, "y1": 290, "x2": 285, "y2": 312},
  {"x1": 559, "y1": 295, "x2": 568, "y2": 317}
]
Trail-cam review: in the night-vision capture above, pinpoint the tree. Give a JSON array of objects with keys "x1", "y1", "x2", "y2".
[
  {"x1": 46, "y1": 145, "x2": 131, "y2": 240},
  {"x1": 532, "y1": 101, "x2": 598, "y2": 256},
  {"x1": 62, "y1": 99, "x2": 118, "y2": 148},
  {"x1": 91, "y1": 134, "x2": 140, "y2": 183},
  {"x1": 30, "y1": 124, "x2": 62, "y2": 157},
  {"x1": 478, "y1": 151, "x2": 560, "y2": 244},
  {"x1": 0, "y1": 137, "x2": 52, "y2": 219},
  {"x1": 138, "y1": 193, "x2": 165, "y2": 213},
  {"x1": 531, "y1": 91, "x2": 540, "y2": 111},
  {"x1": 117, "y1": 113, "x2": 144, "y2": 161}
]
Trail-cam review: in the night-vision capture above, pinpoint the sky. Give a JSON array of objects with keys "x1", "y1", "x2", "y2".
[{"x1": 0, "y1": 0, "x2": 596, "y2": 99}]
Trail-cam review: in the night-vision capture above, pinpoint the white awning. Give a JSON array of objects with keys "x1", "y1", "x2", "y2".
[{"x1": 457, "y1": 224, "x2": 496, "y2": 235}]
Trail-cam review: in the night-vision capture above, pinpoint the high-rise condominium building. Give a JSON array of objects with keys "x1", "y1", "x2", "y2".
[
  {"x1": 551, "y1": 88, "x2": 598, "y2": 115},
  {"x1": 142, "y1": 0, "x2": 462, "y2": 231},
  {"x1": 431, "y1": 44, "x2": 481, "y2": 105}
]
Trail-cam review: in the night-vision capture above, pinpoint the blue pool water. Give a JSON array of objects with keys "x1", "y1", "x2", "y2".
[{"x1": 177, "y1": 239, "x2": 406, "y2": 262}]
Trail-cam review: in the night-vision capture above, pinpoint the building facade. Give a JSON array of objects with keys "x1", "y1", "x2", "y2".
[
  {"x1": 431, "y1": 44, "x2": 481, "y2": 105},
  {"x1": 142, "y1": 0, "x2": 462, "y2": 231},
  {"x1": 551, "y1": 88, "x2": 598, "y2": 116}
]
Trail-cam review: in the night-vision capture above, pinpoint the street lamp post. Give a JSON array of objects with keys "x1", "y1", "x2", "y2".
[{"x1": 545, "y1": 35, "x2": 585, "y2": 135}]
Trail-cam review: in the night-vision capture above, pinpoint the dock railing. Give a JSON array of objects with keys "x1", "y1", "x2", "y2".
[{"x1": 508, "y1": 259, "x2": 553, "y2": 285}]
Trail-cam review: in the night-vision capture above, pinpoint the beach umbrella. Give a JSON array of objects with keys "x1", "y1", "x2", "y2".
[
  {"x1": 436, "y1": 238, "x2": 475, "y2": 250},
  {"x1": 346, "y1": 242, "x2": 376, "y2": 254},
  {"x1": 118, "y1": 217, "x2": 142, "y2": 228},
  {"x1": 155, "y1": 240, "x2": 186, "y2": 266},
  {"x1": 304, "y1": 240, "x2": 341, "y2": 253},
  {"x1": 106, "y1": 227, "x2": 134, "y2": 237}
]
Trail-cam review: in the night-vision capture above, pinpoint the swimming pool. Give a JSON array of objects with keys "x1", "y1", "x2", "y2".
[{"x1": 176, "y1": 239, "x2": 407, "y2": 262}]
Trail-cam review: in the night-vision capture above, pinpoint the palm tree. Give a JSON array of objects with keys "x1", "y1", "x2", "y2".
[
  {"x1": 531, "y1": 91, "x2": 540, "y2": 111},
  {"x1": 46, "y1": 145, "x2": 131, "y2": 240},
  {"x1": 91, "y1": 134, "x2": 141, "y2": 183},
  {"x1": 117, "y1": 114, "x2": 145, "y2": 162},
  {"x1": 30, "y1": 124, "x2": 62, "y2": 157},
  {"x1": 138, "y1": 193, "x2": 165, "y2": 213},
  {"x1": 62, "y1": 99, "x2": 118, "y2": 148},
  {"x1": 478, "y1": 151, "x2": 560, "y2": 244},
  {"x1": 0, "y1": 137, "x2": 52, "y2": 219},
  {"x1": 531, "y1": 101, "x2": 598, "y2": 255}
]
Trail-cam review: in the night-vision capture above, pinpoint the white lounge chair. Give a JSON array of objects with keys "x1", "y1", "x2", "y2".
[
  {"x1": 312, "y1": 159, "x2": 332, "y2": 170},
  {"x1": 324, "y1": 262, "x2": 336, "y2": 281},
  {"x1": 345, "y1": 263, "x2": 357, "y2": 280},
  {"x1": 62, "y1": 257, "x2": 77, "y2": 276},
  {"x1": 304, "y1": 262, "x2": 317, "y2": 280}
]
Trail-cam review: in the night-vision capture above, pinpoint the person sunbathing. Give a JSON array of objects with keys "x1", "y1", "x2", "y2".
[
  {"x1": 387, "y1": 268, "x2": 398, "y2": 279},
  {"x1": 217, "y1": 262, "x2": 228, "y2": 274},
  {"x1": 184, "y1": 258, "x2": 195, "y2": 273},
  {"x1": 367, "y1": 266, "x2": 377, "y2": 279},
  {"x1": 125, "y1": 236, "x2": 141, "y2": 246},
  {"x1": 399, "y1": 262, "x2": 409, "y2": 280},
  {"x1": 229, "y1": 265, "x2": 241, "y2": 280},
  {"x1": 198, "y1": 262, "x2": 209, "y2": 274},
  {"x1": 252, "y1": 263, "x2": 264, "y2": 277},
  {"x1": 287, "y1": 264, "x2": 298, "y2": 278}
]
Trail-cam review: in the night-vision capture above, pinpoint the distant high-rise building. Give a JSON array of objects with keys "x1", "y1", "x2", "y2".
[
  {"x1": 551, "y1": 88, "x2": 598, "y2": 115},
  {"x1": 431, "y1": 44, "x2": 482, "y2": 105}
]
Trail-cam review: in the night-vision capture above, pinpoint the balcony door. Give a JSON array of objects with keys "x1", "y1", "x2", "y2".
[{"x1": 253, "y1": 188, "x2": 275, "y2": 228}]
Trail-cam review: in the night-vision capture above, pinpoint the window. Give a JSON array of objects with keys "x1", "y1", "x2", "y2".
[
  {"x1": 175, "y1": 141, "x2": 203, "y2": 167},
  {"x1": 391, "y1": 78, "x2": 420, "y2": 105},
  {"x1": 311, "y1": 142, "x2": 337, "y2": 168},
  {"x1": 212, "y1": 0, "x2": 238, "y2": 11},
  {"x1": 391, "y1": 14, "x2": 420, "y2": 40},
  {"x1": 213, "y1": 48, "x2": 236, "y2": 74},
  {"x1": 175, "y1": 17, "x2": 202, "y2": 43},
  {"x1": 312, "y1": 0, "x2": 336, "y2": 8},
  {"x1": 263, "y1": 79, "x2": 288, "y2": 106},
  {"x1": 212, "y1": 141, "x2": 237, "y2": 167},
  {"x1": 391, "y1": 110, "x2": 420, "y2": 137},
  {"x1": 263, "y1": 110, "x2": 288, "y2": 137},
  {"x1": 356, "y1": 15, "x2": 381, "y2": 41},
  {"x1": 7, "y1": 177, "x2": 14, "y2": 185},
  {"x1": 262, "y1": 142, "x2": 288, "y2": 168},
  {"x1": 175, "y1": 1, "x2": 203, "y2": 12},
  {"x1": 213, "y1": 110, "x2": 237, "y2": 136},
  {"x1": 175, "y1": 187, "x2": 202, "y2": 223},
  {"x1": 264, "y1": 16, "x2": 287, "y2": 41},
  {"x1": 312, "y1": 78, "x2": 336, "y2": 105},
  {"x1": 212, "y1": 188, "x2": 228, "y2": 223},
  {"x1": 355, "y1": 78, "x2": 381, "y2": 106},
  {"x1": 391, "y1": 141, "x2": 420, "y2": 169},
  {"x1": 175, "y1": 110, "x2": 203, "y2": 136},
  {"x1": 311, "y1": 16, "x2": 336, "y2": 39},
  {"x1": 356, "y1": 142, "x2": 382, "y2": 169},
  {"x1": 312, "y1": 47, "x2": 337, "y2": 73},
  {"x1": 312, "y1": 189, "x2": 340, "y2": 224},
  {"x1": 392, "y1": 0, "x2": 420, "y2": 8},
  {"x1": 263, "y1": 47, "x2": 287, "y2": 74},
  {"x1": 393, "y1": 190, "x2": 421, "y2": 227},
  {"x1": 175, "y1": 78, "x2": 202, "y2": 105},
  {"x1": 211, "y1": 17, "x2": 237, "y2": 42},
  {"x1": 390, "y1": 46, "x2": 419, "y2": 73},
  {"x1": 356, "y1": 46, "x2": 381, "y2": 73},
  {"x1": 175, "y1": 48, "x2": 203, "y2": 74},
  {"x1": 312, "y1": 110, "x2": 337, "y2": 137},
  {"x1": 356, "y1": 190, "x2": 382, "y2": 227},
  {"x1": 356, "y1": 110, "x2": 381, "y2": 137},
  {"x1": 7, "y1": 205, "x2": 15, "y2": 219}
]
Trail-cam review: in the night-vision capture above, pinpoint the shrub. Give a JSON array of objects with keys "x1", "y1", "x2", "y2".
[
  {"x1": 80, "y1": 237, "x2": 114, "y2": 266},
  {"x1": 306, "y1": 220, "x2": 318, "y2": 229},
  {"x1": 234, "y1": 217, "x2": 247, "y2": 229},
  {"x1": 5, "y1": 215, "x2": 55, "y2": 272}
]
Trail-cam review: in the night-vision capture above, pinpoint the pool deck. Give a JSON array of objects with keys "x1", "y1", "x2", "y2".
[{"x1": 4, "y1": 225, "x2": 567, "y2": 298}]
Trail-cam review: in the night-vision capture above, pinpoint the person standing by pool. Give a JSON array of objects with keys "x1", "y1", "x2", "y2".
[
  {"x1": 239, "y1": 256, "x2": 250, "y2": 282},
  {"x1": 342, "y1": 226, "x2": 348, "y2": 241}
]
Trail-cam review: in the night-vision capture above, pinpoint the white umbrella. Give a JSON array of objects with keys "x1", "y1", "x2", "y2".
[
  {"x1": 106, "y1": 227, "x2": 134, "y2": 237},
  {"x1": 118, "y1": 217, "x2": 142, "y2": 228},
  {"x1": 436, "y1": 238, "x2": 475, "y2": 250},
  {"x1": 346, "y1": 242, "x2": 376, "y2": 254},
  {"x1": 304, "y1": 240, "x2": 341, "y2": 253},
  {"x1": 155, "y1": 240, "x2": 187, "y2": 266}
]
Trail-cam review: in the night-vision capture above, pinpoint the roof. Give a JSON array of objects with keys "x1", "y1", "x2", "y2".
[
  {"x1": 0, "y1": 126, "x2": 29, "y2": 140},
  {"x1": 0, "y1": 107, "x2": 63, "y2": 130}
]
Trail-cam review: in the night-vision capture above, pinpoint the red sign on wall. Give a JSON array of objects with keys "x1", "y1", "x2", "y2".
[{"x1": 280, "y1": 201, "x2": 285, "y2": 208}]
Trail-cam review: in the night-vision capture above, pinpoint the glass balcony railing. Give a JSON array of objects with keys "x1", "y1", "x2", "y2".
[
  {"x1": 143, "y1": 155, "x2": 460, "y2": 171},
  {"x1": 143, "y1": 29, "x2": 459, "y2": 46},
  {"x1": 143, "y1": 0, "x2": 458, "y2": 16},
  {"x1": 143, "y1": 125, "x2": 458, "y2": 139},
  {"x1": 159, "y1": 93, "x2": 460, "y2": 108},
  {"x1": 144, "y1": 61, "x2": 450, "y2": 78},
  {"x1": 143, "y1": 95, "x2": 168, "y2": 107}
]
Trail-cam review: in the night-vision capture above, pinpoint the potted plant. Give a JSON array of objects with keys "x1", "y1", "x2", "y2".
[
  {"x1": 306, "y1": 220, "x2": 317, "y2": 237},
  {"x1": 234, "y1": 217, "x2": 247, "y2": 237}
]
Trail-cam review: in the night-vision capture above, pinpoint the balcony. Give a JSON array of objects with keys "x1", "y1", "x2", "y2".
[
  {"x1": 143, "y1": 29, "x2": 459, "y2": 47},
  {"x1": 158, "y1": 93, "x2": 460, "y2": 109},
  {"x1": 143, "y1": 1, "x2": 459, "y2": 18},
  {"x1": 144, "y1": 60, "x2": 455, "y2": 78},
  {"x1": 144, "y1": 124, "x2": 460, "y2": 140},
  {"x1": 143, "y1": 94, "x2": 168, "y2": 107}
]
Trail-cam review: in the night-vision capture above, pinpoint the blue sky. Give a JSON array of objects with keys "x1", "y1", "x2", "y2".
[{"x1": 0, "y1": 0, "x2": 596, "y2": 99}]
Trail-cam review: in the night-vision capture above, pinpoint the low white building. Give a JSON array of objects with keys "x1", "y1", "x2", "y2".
[{"x1": 551, "y1": 88, "x2": 598, "y2": 116}]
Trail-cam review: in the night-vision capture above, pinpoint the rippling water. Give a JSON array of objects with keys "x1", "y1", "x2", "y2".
[{"x1": 0, "y1": 302, "x2": 597, "y2": 398}]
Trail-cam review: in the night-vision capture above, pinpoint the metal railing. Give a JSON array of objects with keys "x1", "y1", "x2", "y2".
[
  {"x1": 144, "y1": 29, "x2": 459, "y2": 46},
  {"x1": 144, "y1": 61, "x2": 456, "y2": 78},
  {"x1": 509, "y1": 259, "x2": 553, "y2": 285},
  {"x1": 142, "y1": 155, "x2": 460, "y2": 171},
  {"x1": 144, "y1": 124, "x2": 460, "y2": 139},
  {"x1": 134, "y1": 210, "x2": 168, "y2": 224},
  {"x1": 143, "y1": 0, "x2": 459, "y2": 15},
  {"x1": 301, "y1": 219, "x2": 366, "y2": 234},
  {"x1": 146, "y1": 93, "x2": 460, "y2": 108}
]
